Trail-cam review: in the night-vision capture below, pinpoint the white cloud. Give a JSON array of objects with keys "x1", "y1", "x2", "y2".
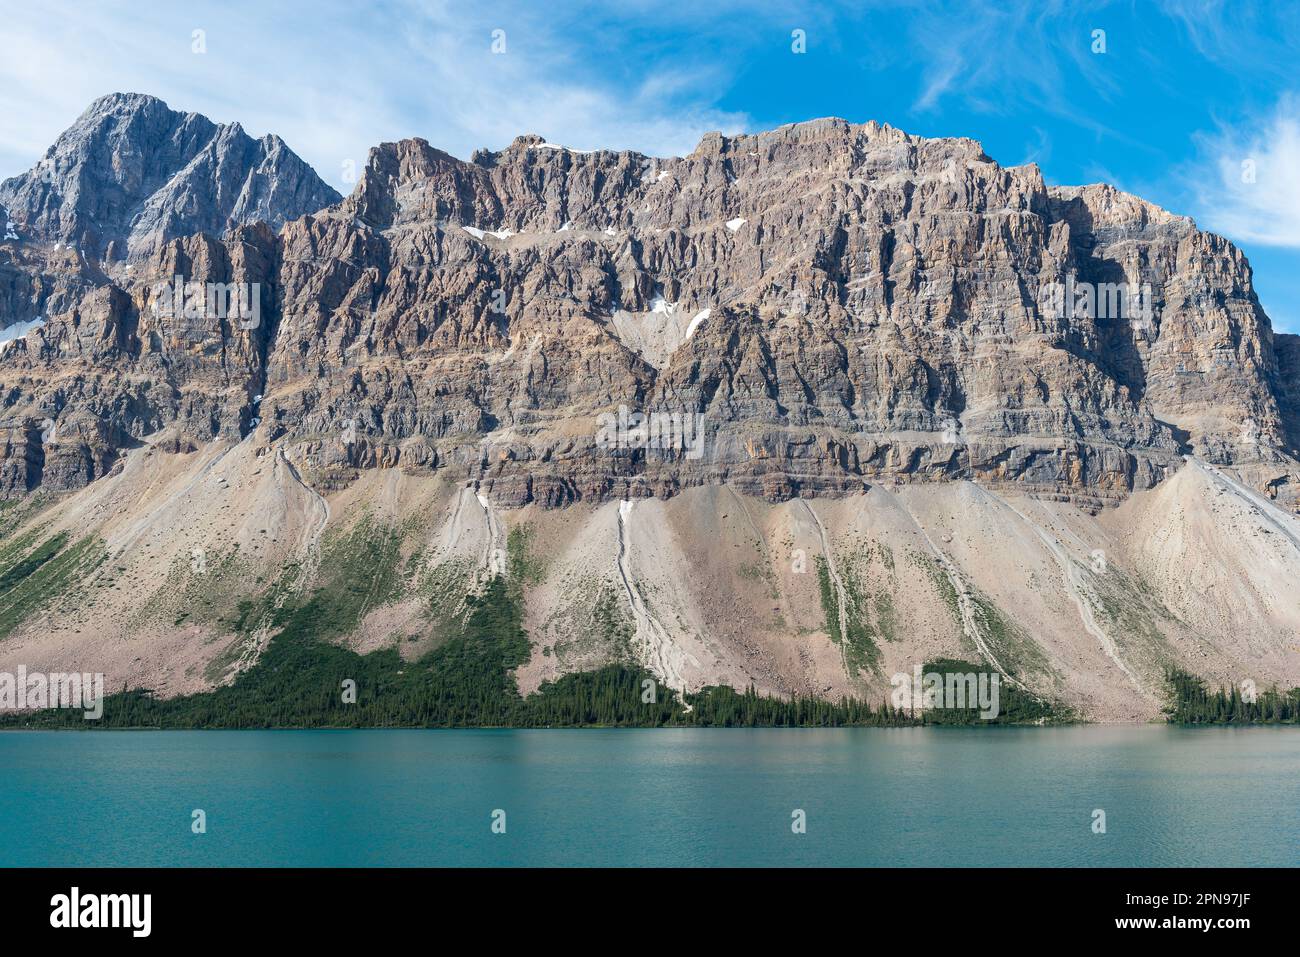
[{"x1": 1194, "y1": 95, "x2": 1300, "y2": 248}]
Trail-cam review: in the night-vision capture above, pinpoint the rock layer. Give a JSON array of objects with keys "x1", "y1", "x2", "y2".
[{"x1": 1, "y1": 106, "x2": 1298, "y2": 510}]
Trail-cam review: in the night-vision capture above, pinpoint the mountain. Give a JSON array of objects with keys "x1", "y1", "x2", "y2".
[
  {"x1": 0, "y1": 100, "x2": 1297, "y2": 722},
  {"x1": 0, "y1": 92, "x2": 340, "y2": 261}
]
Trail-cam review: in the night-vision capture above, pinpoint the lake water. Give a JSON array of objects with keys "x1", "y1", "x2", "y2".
[{"x1": 1, "y1": 727, "x2": 1296, "y2": 867}]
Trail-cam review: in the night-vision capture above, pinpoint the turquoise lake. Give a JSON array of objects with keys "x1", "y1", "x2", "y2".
[{"x1": 1, "y1": 726, "x2": 1296, "y2": 866}]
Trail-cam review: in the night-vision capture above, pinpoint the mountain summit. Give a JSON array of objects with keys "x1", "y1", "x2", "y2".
[{"x1": 0, "y1": 93, "x2": 339, "y2": 261}]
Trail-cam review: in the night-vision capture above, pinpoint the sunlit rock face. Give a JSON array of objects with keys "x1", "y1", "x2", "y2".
[{"x1": 1, "y1": 105, "x2": 1297, "y2": 513}]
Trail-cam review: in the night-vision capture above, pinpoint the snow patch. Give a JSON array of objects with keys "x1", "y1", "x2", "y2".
[
  {"x1": 3, "y1": 221, "x2": 17, "y2": 241},
  {"x1": 649, "y1": 294, "x2": 678, "y2": 315},
  {"x1": 535, "y1": 142, "x2": 595, "y2": 155},
  {"x1": 461, "y1": 225, "x2": 515, "y2": 241},
  {"x1": 684, "y1": 308, "x2": 711, "y2": 339},
  {"x1": 725, "y1": 218, "x2": 747, "y2": 232}
]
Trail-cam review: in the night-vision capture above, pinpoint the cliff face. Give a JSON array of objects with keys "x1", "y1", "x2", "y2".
[
  {"x1": 2, "y1": 109, "x2": 1295, "y2": 510},
  {"x1": 2, "y1": 99, "x2": 1300, "y2": 720}
]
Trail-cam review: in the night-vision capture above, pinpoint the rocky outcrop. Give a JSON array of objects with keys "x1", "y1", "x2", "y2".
[
  {"x1": 1, "y1": 105, "x2": 1297, "y2": 513},
  {"x1": 0, "y1": 92, "x2": 339, "y2": 261},
  {"x1": 1275, "y1": 333, "x2": 1300, "y2": 451}
]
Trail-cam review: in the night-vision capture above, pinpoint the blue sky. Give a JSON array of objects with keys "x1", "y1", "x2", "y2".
[{"x1": 2, "y1": 0, "x2": 1297, "y2": 330}]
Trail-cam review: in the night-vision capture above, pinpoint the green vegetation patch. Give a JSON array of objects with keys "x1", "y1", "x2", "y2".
[
  {"x1": 815, "y1": 554, "x2": 887, "y2": 678},
  {"x1": 310, "y1": 515, "x2": 409, "y2": 640},
  {"x1": 1, "y1": 516, "x2": 1071, "y2": 729},
  {"x1": 909, "y1": 549, "x2": 1055, "y2": 685},
  {"x1": 4, "y1": 561, "x2": 921, "y2": 729},
  {"x1": 1163, "y1": 668, "x2": 1299, "y2": 724},
  {"x1": 0, "y1": 494, "x2": 52, "y2": 542},
  {"x1": 0, "y1": 531, "x2": 105, "y2": 641},
  {"x1": 506, "y1": 524, "x2": 545, "y2": 589},
  {"x1": 912, "y1": 657, "x2": 1069, "y2": 725},
  {"x1": 1093, "y1": 566, "x2": 1176, "y2": 672}
]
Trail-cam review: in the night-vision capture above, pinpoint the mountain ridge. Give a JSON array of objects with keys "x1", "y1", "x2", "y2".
[
  {"x1": 1, "y1": 95, "x2": 1298, "y2": 722},
  {"x1": 0, "y1": 92, "x2": 340, "y2": 261}
]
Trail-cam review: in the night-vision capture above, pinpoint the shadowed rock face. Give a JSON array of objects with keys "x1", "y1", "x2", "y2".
[
  {"x1": 1276, "y1": 333, "x2": 1300, "y2": 451},
  {"x1": 0, "y1": 105, "x2": 1297, "y2": 512},
  {"x1": 0, "y1": 92, "x2": 340, "y2": 261}
]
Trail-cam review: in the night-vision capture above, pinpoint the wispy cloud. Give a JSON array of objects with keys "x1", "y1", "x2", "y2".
[
  {"x1": 1158, "y1": 0, "x2": 1300, "y2": 83},
  {"x1": 0, "y1": 0, "x2": 750, "y2": 189},
  {"x1": 899, "y1": 0, "x2": 1126, "y2": 138},
  {"x1": 1191, "y1": 94, "x2": 1300, "y2": 247},
  {"x1": 1020, "y1": 126, "x2": 1053, "y2": 167}
]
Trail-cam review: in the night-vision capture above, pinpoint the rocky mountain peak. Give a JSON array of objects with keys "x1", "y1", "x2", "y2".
[{"x1": 0, "y1": 92, "x2": 340, "y2": 260}]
